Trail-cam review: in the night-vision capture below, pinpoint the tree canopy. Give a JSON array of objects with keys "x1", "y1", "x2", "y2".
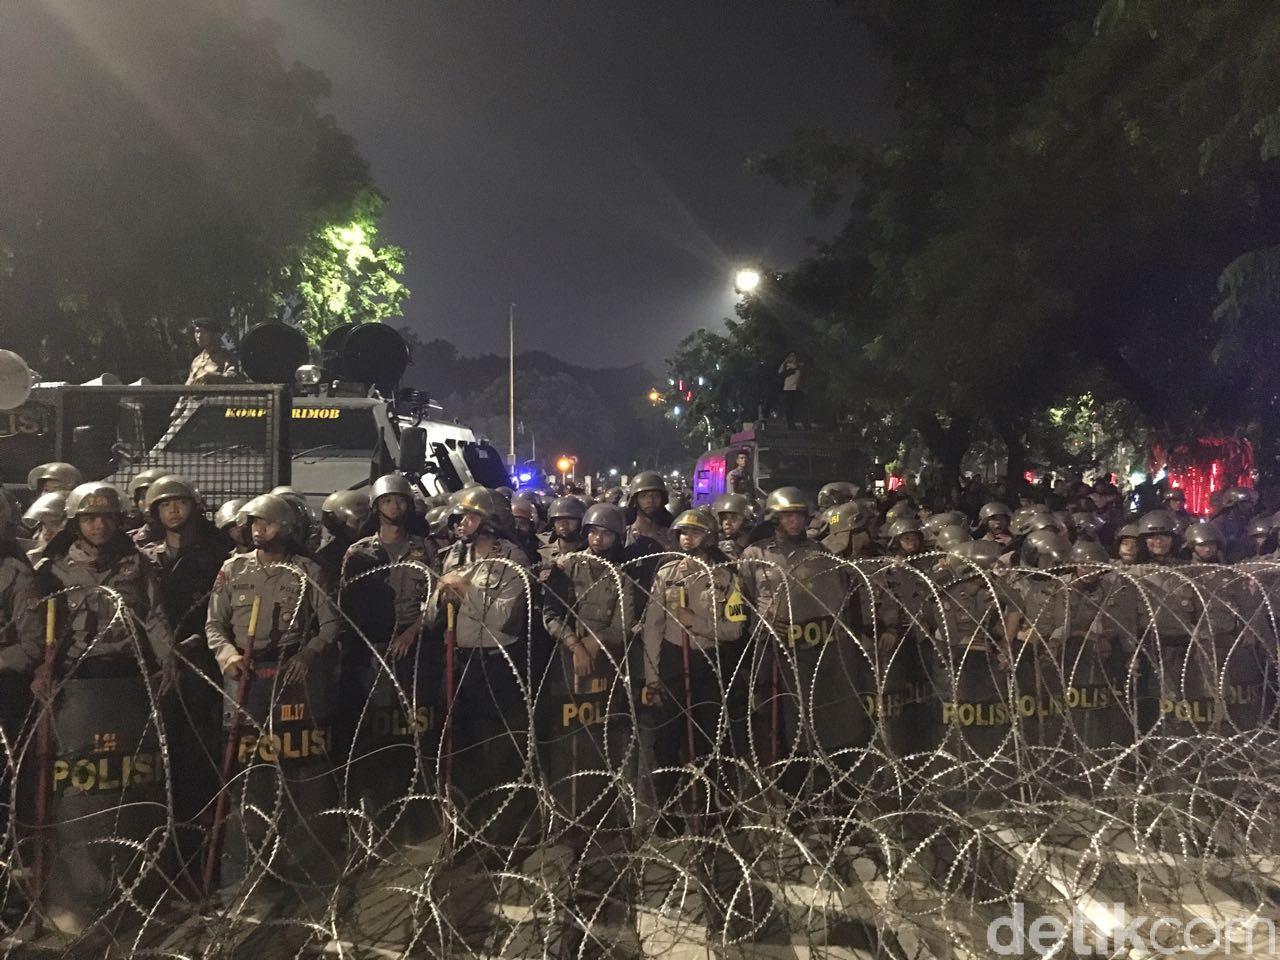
[
  {"x1": 0, "y1": 0, "x2": 406, "y2": 382},
  {"x1": 674, "y1": 0, "x2": 1280, "y2": 490}
]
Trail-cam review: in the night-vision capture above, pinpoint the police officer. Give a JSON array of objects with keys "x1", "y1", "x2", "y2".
[
  {"x1": 539, "y1": 496, "x2": 587, "y2": 563},
  {"x1": 138, "y1": 475, "x2": 231, "y2": 886},
  {"x1": 539, "y1": 501, "x2": 640, "y2": 955},
  {"x1": 710, "y1": 492, "x2": 752, "y2": 559},
  {"x1": 338, "y1": 474, "x2": 434, "y2": 829},
  {"x1": 424, "y1": 504, "x2": 453, "y2": 558},
  {"x1": 0, "y1": 494, "x2": 40, "y2": 881},
  {"x1": 1162, "y1": 488, "x2": 1194, "y2": 535},
  {"x1": 816, "y1": 481, "x2": 858, "y2": 512},
  {"x1": 1113, "y1": 522, "x2": 1143, "y2": 566},
  {"x1": 885, "y1": 516, "x2": 925, "y2": 559},
  {"x1": 34, "y1": 481, "x2": 175, "y2": 932},
  {"x1": 423, "y1": 486, "x2": 534, "y2": 857},
  {"x1": 270, "y1": 485, "x2": 320, "y2": 552},
  {"x1": 316, "y1": 490, "x2": 371, "y2": 587},
  {"x1": 186, "y1": 317, "x2": 241, "y2": 385},
  {"x1": 1242, "y1": 514, "x2": 1276, "y2": 558},
  {"x1": 206, "y1": 492, "x2": 338, "y2": 681},
  {"x1": 27, "y1": 462, "x2": 82, "y2": 496},
  {"x1": 1212, "y1": 487, "x2": 1258, "y2": 558},
  {"x1": 511, "y1": 493, "x2": 543, "y2": 560},
  {"x1": 1137, "y1": 509, "x2": 1183, "y2": 565},
  {"x1": 217, "y1": 501, "x2": 252, "y2": 555},
  {"x1": 643, "y1": 506, "x2": 762, "y2": 936},
  {"x1": 977, "y1": 502, "x2": 1014, "y2": 546},
  {"x1": 642, "y1": 508, "x2": 744, "y2": 818},
  {"x1": 204, "y1": 493, "x2": 341, "y2": 894},
  {"x1": 725, "y1": 448, "x2": 754, "y2": 497},
  {"x1": 623, "y1": 472, "x2": 678, "y2": 614},
  {"x1": 626, "y1": 471, "x2": 678, "y2": 553},
  {"x1": 740, "y1": 487, "x2": 866, "y2": 800},
  {"x1": 819, "y1": 499, "x2": 880, "y2": 558},
  {"x1": 870, "y1": 516, "x2": 932, "y2": 769},
  {"x1": 1183, "y1": 521, "x2": 1225, "y2": 564},
  {"x1": 921, "y1": 538, "x2": 1018, "y2": 807},
  {"x1": 126, "y1": 467, "x2": 168, "y2": 541},
  {"x1": 21, "y1": 491, "x2": 67, "y2": 561},
  {"x1": 341, "y1": 475, "x2": 432, "y2": 658}
]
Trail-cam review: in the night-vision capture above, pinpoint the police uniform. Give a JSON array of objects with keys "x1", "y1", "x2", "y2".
[
  {"x1": 1012, "y1": 571, "x2": 1130, "y2": 784},
  {"x1": 424, "y1": 537, "x2": 533, "y2": 853},
  {"x1": 36, "y1": 534, "x2": 175, "y2": 930},
  {"x1": 0, "y1": 548, "x2": 40, "y2": 869},
  {"x1": 739, "y1": 535, "x2": 869, "y2": 801},
  {"x1": 540, "y1": 546, "x2": 640, "y2": 943},
  {"x1": 864, "y1": 555, "x2": 935, "y2": 771},
  {"x1": 186, "y1": 347, "x2": 239, "y2": 385},
  {"x1": 141, "y1": 518, "x2": 232, "y2": 880},
  {"x1": 203, "y1": 549, "x2": 342, "y2": 889},
  {"x1": 337, "y1": 532, "x2": 435, "y2": 822},
  {"x1": 920, "y1": 564, "x2": 1024, "y2": 805},
  {"x1": 205, "y1": 551, "x2": 337, "y2": 672},
  {"x1": 642, "y1": 551, "x2": 747, "y2": 816}
]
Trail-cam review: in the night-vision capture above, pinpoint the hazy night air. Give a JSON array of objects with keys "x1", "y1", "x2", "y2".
[{"x1": 249, "y1": 1, "x2": 889, "y2": 364}]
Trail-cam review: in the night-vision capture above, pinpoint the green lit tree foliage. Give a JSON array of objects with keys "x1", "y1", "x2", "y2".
[{"x1": 279, "y1": 188, "x2": 408, "y2": 345}]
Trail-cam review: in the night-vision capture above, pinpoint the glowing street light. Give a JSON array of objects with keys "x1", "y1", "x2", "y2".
[
  {"x1": 556, "y1": 455, "x2": 576, "y2": 487},
  {"x1": 734, "y1": 268, "x2": 761, "y2": 294},
  {"x1": 647, "y1": 387, "x2": 663, "y2": 405}
]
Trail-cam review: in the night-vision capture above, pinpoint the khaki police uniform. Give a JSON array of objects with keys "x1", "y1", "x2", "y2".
[
  {"x1": 423, "y1": 538, "x2": 533, "y2": 854},
  {"x1": 203, "y1": 549, "x2": 342, "y2": 890},
  {"x1": 539, "y1": 547, "x2": 640, "y2": 937}
]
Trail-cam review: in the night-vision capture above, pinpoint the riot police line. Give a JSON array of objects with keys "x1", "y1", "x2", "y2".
[{"x1": 2, "y1": 466, "x2": 1280, "y2": 957}]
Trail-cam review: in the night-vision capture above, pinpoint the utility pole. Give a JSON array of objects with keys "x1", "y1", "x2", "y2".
[{"x1": 508, "y1": 302, "x2": 516, "y2": 473}]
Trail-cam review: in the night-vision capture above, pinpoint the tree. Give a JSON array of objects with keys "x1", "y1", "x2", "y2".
[
  {"x1": 276, "y1": 186, "x2": 409, "y2": 345},
  {"x1": 693, "y1": 0, "x2": 1280, "y2": 490},
  {"x1": 0, "y1": 0, "x2": 405, "y2": 381}
]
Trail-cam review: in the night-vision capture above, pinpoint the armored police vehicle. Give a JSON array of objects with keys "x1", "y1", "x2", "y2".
[{"x1": 0, "y1": 322, "x2": 506, "y2": 511}]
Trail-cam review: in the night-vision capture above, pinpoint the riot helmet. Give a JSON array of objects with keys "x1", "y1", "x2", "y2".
[
  {"x1": 977, "y1": 502, "x2": 1012, "y2": 523},
  {"x1": 241, "y1": 493, "x2": 300, "y2": 547},
  {"x1": 1069, "y1": 539, "x2": 1111, "y2": 565},
  {"x1": 65, "y1": 482, "x2": 124, "y2": 519},
  {"x1": 582, "y1": 502, "x2": 627, "y2": 538},
  {"x1": 215, "y1": 498, "x2": 249, "y2": 532},
  {"x1": 23, "y1": 491, "x2": 67, "y2": 532},
  {"x1": 27, "y1": 461, "x2": 82, "y2": 493},
  {"x1": 322, "y1": 490, "x2": 370, "y2": 536},
  {"x1": 127, "y1": 467, "x2": 167, "y2": 505},
  {"x1": 628, "y1": 472, "x2": 669, "y2": 520},
  {"x1": 370, "y1": 473, "x2": 414, "y2": 507},
  {"x1": 816, "y1": 481, "x2": 858, "y2": 511}
]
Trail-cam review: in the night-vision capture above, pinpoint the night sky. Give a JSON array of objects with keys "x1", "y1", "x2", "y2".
[{"x1": 249, "y1": 1, "x2": 890, "y2": 368}]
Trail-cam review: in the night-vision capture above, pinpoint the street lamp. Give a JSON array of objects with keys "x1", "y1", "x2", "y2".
[{"x1": 734, "y1": 268, "x2": 761, "y2": 294}]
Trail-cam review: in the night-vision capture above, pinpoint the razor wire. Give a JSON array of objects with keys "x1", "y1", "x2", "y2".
[{"x1": 3, "y1": 552, "x2": 1280, "y2": 957}]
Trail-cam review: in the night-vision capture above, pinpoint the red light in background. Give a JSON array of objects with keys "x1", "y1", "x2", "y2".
[
  {"x1": 1152, "y1": 435, "x2": 1254, "y2": 516},
  {"x1": 887, "y1": 475, "x2": 904, "y2": 492}
]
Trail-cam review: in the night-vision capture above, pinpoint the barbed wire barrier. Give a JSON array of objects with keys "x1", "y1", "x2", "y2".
[{"x1": 3, "y1": 552, "x2": 1280, "y2": 957}]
